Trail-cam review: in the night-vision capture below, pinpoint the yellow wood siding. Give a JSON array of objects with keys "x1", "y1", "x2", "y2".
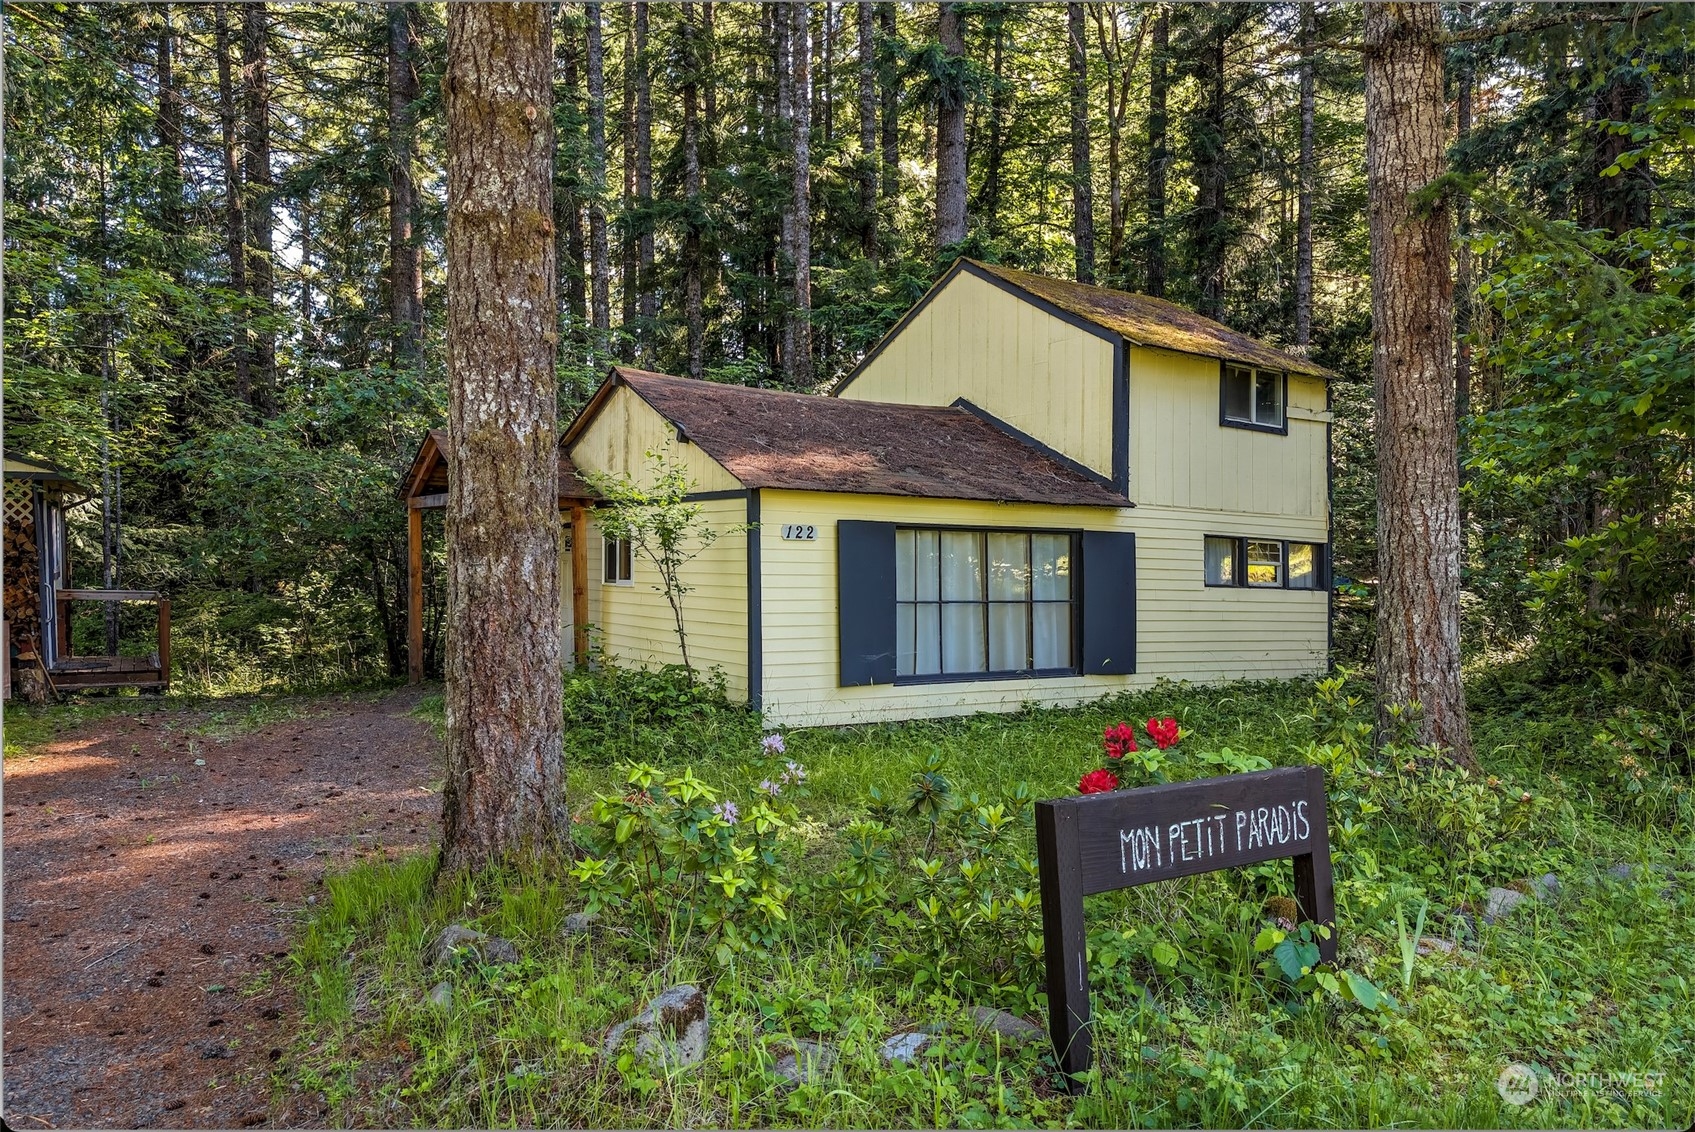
[
  {"x1": 755, "y1": 489, "x2": 1326, "y2": 728},
  {"x1": 839, "y1": 270, "x2": 1118, "y2": 480},
  {"x1": 1129, "y1": 346, "x2": 1328, "y2": 518},
  {"x1": 569, "y1": 383, "x2": 742, "y2": 494},
  {"x1": 587, "y1": 498, "x2": 750, "y2": 700},
  {"x1": 566, "y1": 385, "x2": 749, "y2": 698}
]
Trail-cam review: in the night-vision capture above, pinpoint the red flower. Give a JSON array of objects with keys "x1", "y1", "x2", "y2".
[
  {"x1": 1079, "y1": 768, "x2": 1120, "y2": 795},
  {"x1": 1145, "y1": 717, "x2": 1180, "y2": 750},
  {"x1": 1103, "y1": 722, "x2": 1139, "y2": 759}
]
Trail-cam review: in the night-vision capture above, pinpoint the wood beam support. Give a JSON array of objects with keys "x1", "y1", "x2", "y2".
[
  {"x1": 571, "y1": 504, "x2": 589, "y2": 666},
  {"x1": 408, "y1": 503, "x2": 424, "y2": 684}
]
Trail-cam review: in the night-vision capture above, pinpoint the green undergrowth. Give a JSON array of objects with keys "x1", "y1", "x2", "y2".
[{"x1": 292, "y1": 667, "x2": 1694, "y2": 1128}]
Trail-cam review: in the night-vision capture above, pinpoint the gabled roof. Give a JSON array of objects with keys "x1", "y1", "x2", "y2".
[
  {"x1": 839, "y1": 259, "x2": 1330, "y2": 387},
  {"x1": 400, "y1": 429, "x2": 596, "y2": 503},
  {"x1": 567, "y1": 367, "x2": 1129, "y2": 508}
]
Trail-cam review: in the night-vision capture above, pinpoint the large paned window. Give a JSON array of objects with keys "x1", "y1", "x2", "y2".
[
  {"x1": 1204, "y1": 535, "x2": 1326, "y2": 591},
  {"x1": 895, "y1": 528, "x2": 1075, "y2": 678}
]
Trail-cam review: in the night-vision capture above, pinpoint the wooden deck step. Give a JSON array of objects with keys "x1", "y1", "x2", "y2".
[{"x1": 52, "y1": 655, "x2": 160, "y2": 675}]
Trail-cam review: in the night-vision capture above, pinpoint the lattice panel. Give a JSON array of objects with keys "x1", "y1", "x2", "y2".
[{"x1": 3, "y1": 481, "x2": 33, "y2": 531}]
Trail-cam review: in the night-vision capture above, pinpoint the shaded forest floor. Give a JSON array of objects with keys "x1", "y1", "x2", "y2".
[{"x1": 1, "y1": 685, "x2": 441, "y2": 1129}]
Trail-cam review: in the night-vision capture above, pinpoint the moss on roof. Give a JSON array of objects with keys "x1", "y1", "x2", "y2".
[{"x1": 966, "y1": 260, "x2": 1331, "y2": 378}]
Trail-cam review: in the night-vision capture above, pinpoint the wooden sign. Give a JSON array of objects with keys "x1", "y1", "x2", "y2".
[{"x1": 1034, "y1": 766, "x2": 1335, "y2": 1091}]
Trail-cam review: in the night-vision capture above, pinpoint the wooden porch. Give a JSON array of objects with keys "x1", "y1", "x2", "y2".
[
  {"x1": 400, "y1": 429, "x2": 598, "y2": 684},
  {"x1": 48, "y1": 589, "x2": 171, "y2": 691}
]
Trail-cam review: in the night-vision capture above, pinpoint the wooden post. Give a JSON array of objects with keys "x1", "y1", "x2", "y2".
[
  {"x1": 156, "y1": 597, "x2": 171, "y2": 692},
  {"x1": 1292, "y1": 765, "x2": 1337, "y2": 963},
  {"x1": 570, "y1": 503, "x2": 589, "y2": 666},
  {"x1": 408, "y1": 502, "x2": 424, "y2": 684},
  {"x1": 57, "y1": 597, "x2": 71, "y2": 659},
  {"x1": 1035, "y1": 799, "x2": 1093, "y2": 1090}
]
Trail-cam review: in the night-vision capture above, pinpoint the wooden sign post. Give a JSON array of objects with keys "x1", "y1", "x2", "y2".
[{"x1": 1034, "y1": 765, "x2": 1335, "y2": 1092}]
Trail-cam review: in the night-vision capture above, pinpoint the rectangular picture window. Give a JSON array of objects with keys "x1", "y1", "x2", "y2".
[
  {"x1": 896, "y1": 528, "x2": 1075, "y2": 679},
  {"x1": 1204, "y1": 536, "x2": 1237, "y2": 586}
]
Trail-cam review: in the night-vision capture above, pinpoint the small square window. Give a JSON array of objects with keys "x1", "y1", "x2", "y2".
[
  {"x1": 603, "y1": 535, "x2": 633, "y2": 584},
  {"x1": 1246, "y1": 540, "x2": 1284, "y2": 587},
  {"x1": 1222, "y1": 365, "x2": 1285, "y2": 431},
  {"x1": 1204, "y1": 536, "x2": 1237, "y2": 586}
]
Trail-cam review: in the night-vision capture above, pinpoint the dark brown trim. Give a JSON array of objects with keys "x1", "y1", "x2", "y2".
[{"x1": 747, "y1": 490, "x2": 762, "y2": 713}]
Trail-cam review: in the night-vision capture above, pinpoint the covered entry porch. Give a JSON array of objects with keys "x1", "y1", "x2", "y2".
[{"x1": 399, "y1": 430, "x2": 598, "y2": 684}]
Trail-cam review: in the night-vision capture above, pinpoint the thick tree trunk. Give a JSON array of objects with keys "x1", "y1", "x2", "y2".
[
  {"x1": 934, "y1": 2, "x2": 967, "y2": 251},
  {"x1": 388, "y1": 1, "x2": 424, "y2": 369},
  {"x1": 979, "y1": 15, "x2": 1008, "y2": 236},
  {"x1": 1192, "y1": 13, "x2": 1228, "y2": 320},
  {"x1": 788, "y1": 0, "x2": 813, "y2": 387},
  {"x1": 1364, "y1": 1, "x2": 1473, "y2": 767},
  {"x1": 586, "y1": 2, "x2": 611, "y2": 342},
  {"x1": 857, "y1": 0, "x2": 877, "y2": 259},
  {"x1": 243, "y1": 2, "x2": 277, "y2": 410},
  {"x1": 155, "y1": 8, "x2": 185, "y2": 271},
  {"x1": 440, "y1": 0, "x2": 569, "y2": 875},
  {"x1": 1294, "y1": 2, "x2": 1315, "y2": 348},
  {"x1": 621, "y1": 5, "x2": 637, "y2": 332},
  {"x1": 683, "y1": 2, "x2": 706, "y2": 379},
  {"x1": 557, "y1": 9, "x2": 588, "y2": 345},
  {"x1": 634, "y1": 2, "x2": 656, "y2": 328},
  {"x1": 1068, "y1": 2, "x2": 1094, "y2": 283},
  {"x1": 819, "y1": 2, "x2": 833, "y2": 143},
  {"x1": 1455, "y1": 45, "x2": 1472, "y2": 531},
  {"x1": 1145, "y1": 7, "x2": 1169, "y2": 297},
  {"x1": 878, "y1": 3, "x2": 899, "y2": 203},
  {"x1": 213, "y1": 4, "x2": 252, "y2": 407}
]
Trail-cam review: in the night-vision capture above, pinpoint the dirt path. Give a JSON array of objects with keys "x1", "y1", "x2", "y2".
[{"x1": 3, "y1": 685, "x2": 442, "y2": 1129}]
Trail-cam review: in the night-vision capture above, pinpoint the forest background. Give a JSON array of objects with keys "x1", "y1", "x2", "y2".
[{"x1": 4, "y1": 0, "x2": 1690, "y2": 691}]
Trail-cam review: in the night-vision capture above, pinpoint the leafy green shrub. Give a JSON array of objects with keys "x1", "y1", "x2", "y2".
[{"x1": 561, "y1": 661, "x2": 759, "y2": 763}]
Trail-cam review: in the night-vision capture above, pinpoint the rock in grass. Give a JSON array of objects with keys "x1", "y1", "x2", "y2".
[
  {"x1": 428, "y1": 923, "x2": 519, "y2": 968},
  {"x1": 427, "y1": 980, "x2": 452, "y2": 1009},
  {"x1": 966, "y1": 1006, "x2": 1044, "y2": 1045},
  {"x1": 601, "y1": 984, "x2": 709, "y2": 1070},
  {"x1": 879, "y1": 1031, "x2": 931, "y2": 1064},
  {"x1": 1482, "y1": 887, "x2": 1529, "y2": 923},
  {"x1": 1527, "y1": 872, "x2": 1561, "y2": 901},
  {"x1": 560, "y1": 911, "x2": 598, "y2": 939},
  {"x1": 1415, "y1": 936, "x2": 1455, "y2": 957},
  {"x1": 772, "y1": 1039, "x2": 836, "y2": 1087}
]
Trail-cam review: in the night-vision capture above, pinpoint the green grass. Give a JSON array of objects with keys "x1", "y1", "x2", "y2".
[{"x1": 293, "y1": 670, "x2": 1693, "y2": 1128}]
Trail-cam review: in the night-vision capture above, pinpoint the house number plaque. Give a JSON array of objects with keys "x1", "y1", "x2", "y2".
[{"x1": 780, "y1": 524, "x2": 819, "y2": 541}]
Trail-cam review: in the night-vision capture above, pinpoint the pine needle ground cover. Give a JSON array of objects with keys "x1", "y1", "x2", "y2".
[{"x1": 287, "y1": 670, "x2": 1693, "y2": 1128}]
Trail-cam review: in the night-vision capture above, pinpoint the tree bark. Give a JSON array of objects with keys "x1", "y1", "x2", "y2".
[
  {"x1": 878, "y1": 3, "x2": 899, "y2": 203},
  {"x1": 1294, "y1": 2, "x2": 1315, "y2": 349},
  {"x1": 243, "y1": 2, "x2": 277, "y2": 411},
  {"x1": 557, "y1": 7, "x2": 588, "y2": 345},
  {"x1": 788, "y1": 0, "x2": 813, "y2": 387},
  {"x1": 621, "y1": 4, "x2": 637, "y2": 332},
  {"x1": 1192, "y1": 11, "x2": 1229, "y2": 320},
  {"x1": 1455, "y1": 37, "x2": 1472, "y2": 531},
  {"x1": 1068, "y1": 2, "x2": 1094, "y2": 284},
  {"x1": 586, "y1": 2, "x2": 611, "y2": 342},
  {"x1": 1145, "y1": 7, "x2": 1169, "y2": 297},
  {"x1": 857, "y1": 0, "x2": 877, "y2": 260},
  {"x1": 634, "y1": 2, "x2": 656, "y2": 328},
  {"x1": 934, "y1": 2, "x2": 967, "y2": 251},
  {"x1": 1363, "y1": 1, "x2": 1473, "y2": 767},
  {"x1": 683, "y1": 2, "x2": 706, "y2": 379},
  {"x1": 440, "y1": 0, "x2": 569, "y2": 874},
  {"x1": 154, "y1": 8, "x2": 185, "y2": 274},
  {"x1": 388, "y1": 1, "x2": 424, "y2": 370},
  {"x1": 213, "y1": 4, "x2": 252, "y2": 407},
  {"x1": 979, "y1": 12, "x2": 1008, "y2": 237}
]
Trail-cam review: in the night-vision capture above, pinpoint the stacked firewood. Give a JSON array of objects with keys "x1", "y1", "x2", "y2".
[{"x1": 3, "y1": 511, "x2": 41, "y2": 644}]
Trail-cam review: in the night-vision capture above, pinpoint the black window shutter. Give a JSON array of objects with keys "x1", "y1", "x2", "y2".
[
  {"x1": 1081, "y1": 531, "x2": 1137, "y2": 675},
  {"x1": 837, "y1": 520, "x2": 897, "y2": 686}
]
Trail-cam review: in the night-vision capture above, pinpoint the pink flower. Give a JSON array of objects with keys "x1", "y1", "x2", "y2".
[
  {"x1": 1103, "y1": 722, "x2": 1139, "y2": 759},
  {"x1": 1079, "y1": 768, "x2": 1120, "y2": 795}
]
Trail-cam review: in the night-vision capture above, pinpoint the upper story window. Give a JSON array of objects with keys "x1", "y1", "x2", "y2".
[
  {"x1": 603, "y1": 535, "x2": 633, "y2": 584},
  {"x1": 1205, "y1": 535, "x2": 1326, "y2": 591},
  {"x1": 1221, "y1": 364, "x2": 1286, "y2": 433}
]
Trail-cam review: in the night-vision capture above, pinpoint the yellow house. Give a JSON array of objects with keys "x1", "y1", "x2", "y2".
[{"x1": 405, "y1": 260, "x2": 1332, "y2": 728}]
